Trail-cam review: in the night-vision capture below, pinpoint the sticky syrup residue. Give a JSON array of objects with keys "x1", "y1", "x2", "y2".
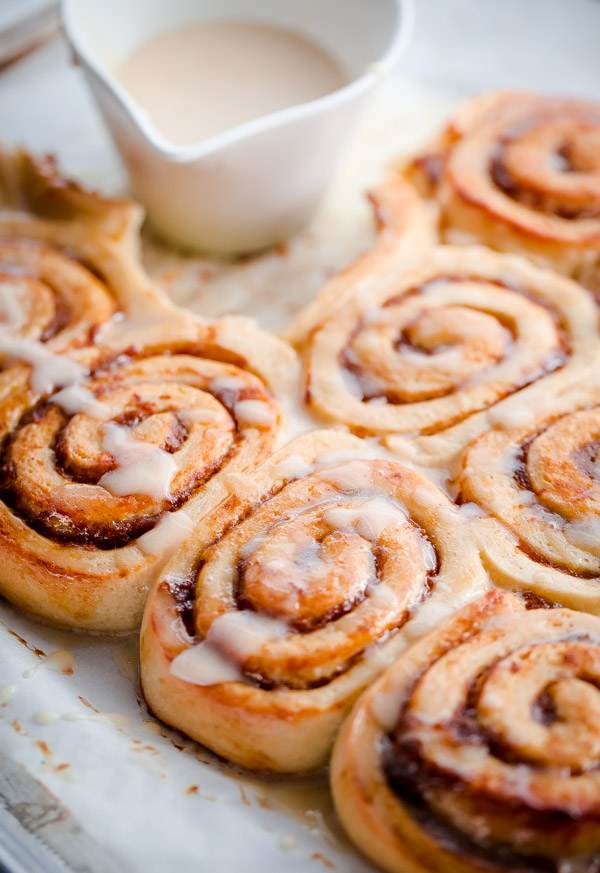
[
  {"x1": 22, "y1": 650, "x2": 75, "y2": 679},
  {"x1": 242, "y1": 771, "x2": 352, "y2": 854}
]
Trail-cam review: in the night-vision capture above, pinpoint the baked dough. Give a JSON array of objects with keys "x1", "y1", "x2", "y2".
[
  {"x1": 141, "y1": 430, "x2": 487, "y2": 772},
  {"x1": 332, "y1": 589, "x2": 600, "y2": 873},
  {"x1": 405, "y1": 91, "x2": 600, "y2": 286},
  {"x1": 296, "y1": 244, "x2": 598, "y2": 465}
]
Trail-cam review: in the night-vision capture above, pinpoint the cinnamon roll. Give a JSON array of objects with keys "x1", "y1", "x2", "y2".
[
  {"x1": 406, "y1": 92, "x2": 600, "y2": 284},
  {"x1": 331, "y1": 589, "x2": 600, "y2": 873},
  {"x1": 0, "y1": 148, "x2": 299, "y2": 397},
  {"x1": 0, "y1": 327, "x2": 282, "y2": 631},
  {"x1": 455, "y1": 385, "x2": 600, "y2": 614},
  {"x1": 140, "y1": 430, "x2": 487, "y2": 773},
  {"x1": 299, "y1": 245, "x2": 598, "y2": 465},
  {"x1": 0, "y1": 149, "x2": 167, "y2": 335}
]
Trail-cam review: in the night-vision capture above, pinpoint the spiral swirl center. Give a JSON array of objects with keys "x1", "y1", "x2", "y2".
[
  {"x1": 478, "y1": 642, "x2": 600, "y2": 770},
  {"x1": 241, "y1": 506, "x2": 377, "y2": 627},
  {"x1": 526, "y1": 409, "x2": 600, "y2": 521},
  {"x1": 492, "y1": 116, "x2": 600, "y2": 217}
]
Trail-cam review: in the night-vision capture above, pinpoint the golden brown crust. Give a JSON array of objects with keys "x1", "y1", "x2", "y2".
[
  {"x1": 453, "y1": 381, "x2": 600, "y2": 613},
  {"x1": 140, "y1": 430, "x2": 488, "y2": 773},
  {"x1": 405, "y1": 92, "x2": 600, "y2": 283},
  {"x1": 0, "y1": 150, "x2": 299, "y2": 631},
  {"x1": 0, "y1": 327, "x2": 282, "y2": 631},
  {"x1": 0, "y1": 150, "x2": 138, "y2": 238},
  {"x1": 296, "y1": 244, "x2": 598, "y2": 465},
  {"x1": 0, "y1": 148, "x2": 168, "y2": 321},
  {"x1": 0, "y1": 148, "x2": 300, "y2": 395},
  {"x1": 331, "y1": 589, "x2": 600, "y2": 873}
]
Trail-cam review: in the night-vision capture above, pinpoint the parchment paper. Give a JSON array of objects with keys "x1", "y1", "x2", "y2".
[{"x1": 1, "y1": 1, "x2": 599, "y2": 870}]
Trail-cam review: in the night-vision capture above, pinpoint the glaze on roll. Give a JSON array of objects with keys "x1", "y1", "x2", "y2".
[
  {"x1": 141, "y1": 430, "x2": 487, "y2": 773},
  {"x1": 0, "y1": 148, "x2": 300, "y2": 631},
  {"x1": 0, "y1": 329, "x2": 282, "y2": 631},
  {"x1": 454, "y1": 384, "x2": 600, "y2": 613},
  {"x1": 332, "y1": 589, "x2": 600, "y2": 873},
  {"x1": 297, "y1": 244, "x2": 598, "y2": 465}
]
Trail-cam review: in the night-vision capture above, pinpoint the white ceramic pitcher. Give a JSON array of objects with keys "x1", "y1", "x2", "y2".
[{"x1": 61, "y1": 0, "x2": 413, "y2": 254}]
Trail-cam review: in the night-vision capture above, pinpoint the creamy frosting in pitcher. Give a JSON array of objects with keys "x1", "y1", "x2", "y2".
[{"x1": 115, "y1": 20, "x2": 347, "y2": 146}]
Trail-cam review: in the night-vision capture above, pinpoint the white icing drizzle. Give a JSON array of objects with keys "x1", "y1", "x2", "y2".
[
  {"x1": 254, "y1": 541, "x2": 327, "y2": 610},
  {"x1": 420, "y1": 537, "x2": 438, "y2": 573},
  {"x1": 367, "y1": 582, "x2": 402, "y2": 611},
  {"x1": 412, "y1": 485, "x2": 454, "y2": 521},
  {"x1": 22, "y1": 650, "x2": 75, "y2": 679},
  {"x1": 35, "y1": 707, "x2": 129, "y2": 730},
  {"x1": 406, "y1": 578, "x2": 488, "y2": 645},
  {"x1": 341, "y1": 346, "x2": 384, "y2": 398},
  {"x1": 404, "y1": 597, "x2": 456, "y2": 640},
  {"x1": 169, "y1": 610, "x2": 289, "y2": 686},
  {"x1": 208, "y1": 611, "x2": 289, "y2": 661},
  {"x1": 270, "y1": 453, "x2": 314, "y2": 481},
  {"x1": 137, "y1": 510, "x2": 195, "y2": 556},
  {"x1": 369, "y1": 662, "x2": 415, "y2": 731},
  {"x1": 339, "y1": 363, "x2": 364, "y2": 399},
  {"x1": 488, "y1": 404, "x2": 535, "y2": 431},
  {"x1": 493, "y1": 444, "x2": 523, "y2": 479},
  {"x1": 361, "y1": 303, "x2": 388, "y2": 327},
  {"x1": 209, "y1": 375, "x2": 247, "y2": 395},
  {"x1": 563, "y1": 517, "x2": 600, "y2": 556},
  {"x1": 0, "y1": 282, "x2": 25, "y2": 331},
  {"x1": 170, "y1": 614, "x2": 194, "y2": 645},
  {"x1": 280, "y1": 390, "x2": 326, "y2": 440},
  {"x1": 323, "y1": 497, "x2": 407, "y2": 541},
  {"x1": 61, "y1": 711, "x2": 131, "y2": 725},
  {"x1": 170, "y1": 643, "x2": 244, "y2": 686},
  {"x1": 315, "y1": 443, "x2": 387, "y2": 466},
  {"x1": 34, "y1": 710, "x2": 60, "y2": 725},
  {"x1": 0, "y1": 684, "x2": 17, "y2": 702},
  {"x1": 98, "y1": 422, "x2": 177, "y2": 500},
  {"x1": 220, "y1": 471, "x2": 257, "y2": 497},
  {"x1": 238, "y1": 530, "x2": 269, "y2": 560},
  {"x1": 319, "y1": 459, "x2": 381, "y2": 493},
  {"x1": 369, "y1": 687, "x2": 402, "y2": 732},
  {"x1": 51, "y1": 384, "x2": 110, "y2": 420},
  {"x1": 487, "y1": 393, "x2": 556, "y2": 431},
  {"x1": 457, "y1": 501, "x2": 489, "y2": 519},
  {"x1": 290, "y1": 539, "x2": 326, "y2": 573},
  {"x1": 0, "y1": 337, "x2": 88, "y2": 394},
  {"x1": 92, "y1": 307, "x2": 170, "y2": 343},
  {"x1": 234, "y1": 399, "x2": 274, "y2": 427}
]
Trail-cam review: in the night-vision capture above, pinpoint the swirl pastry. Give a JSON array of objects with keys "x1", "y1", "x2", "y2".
[
  {"x1": 455, "y1": 385, "x2": 600, "y2": 614},
  {"x1": 299, "y1": 244, "x2": 598, "y2": 465},
  {"x1": 0, "y1": 149, "x2": 168, "y2": 338},
  {"x1": 332, "y1": 588, "x2": 600, "y2": 873},
  {"x1": 0, "y1": 148, "x2": 299, "y2": 396},
  {"x1": 140, "y1": 430, "x2": 487, "y2": 773},
  {"x1": 406, "y1": 92, "x2": 600, "y2": 284},
  {"x1": 0, "y1": 327, "x2": 282, "y2": 631}
]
